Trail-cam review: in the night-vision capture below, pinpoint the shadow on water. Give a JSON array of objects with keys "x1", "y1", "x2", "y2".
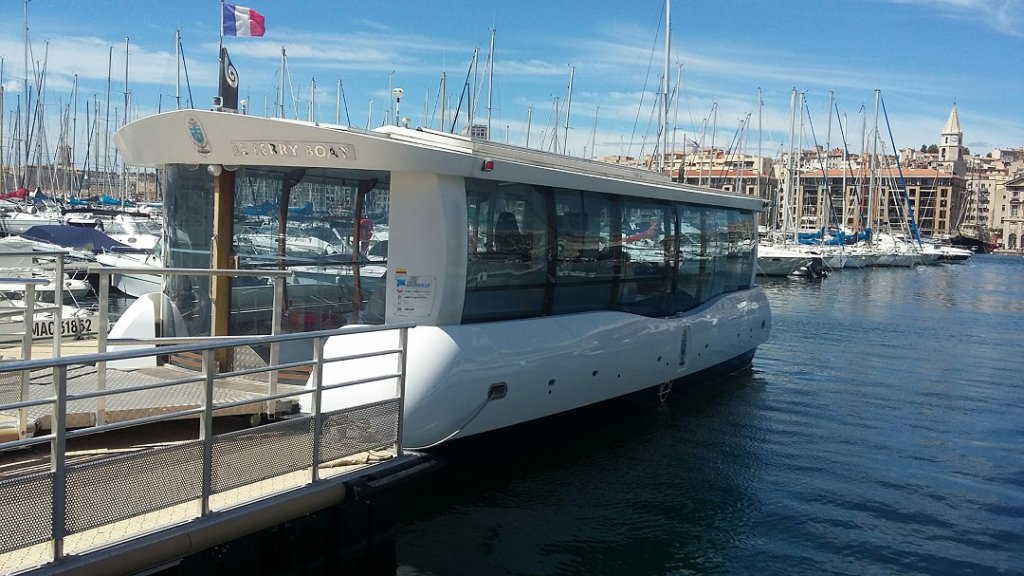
[{"x1": 393, "y1": 367, "x2": 770, "y2": 576}]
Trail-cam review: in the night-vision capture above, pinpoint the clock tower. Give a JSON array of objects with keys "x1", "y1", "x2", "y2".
[{"x1": 940, "y1": 103, "x2": 964, "y2": 174}]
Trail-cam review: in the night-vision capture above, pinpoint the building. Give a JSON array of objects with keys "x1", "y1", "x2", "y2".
[{"x1": 1000, "y1": 174, "x2": 1024, "y2": 252}]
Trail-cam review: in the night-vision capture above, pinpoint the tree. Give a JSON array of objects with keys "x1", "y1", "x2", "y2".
[
  {"x1": 920, "y1": 144, "x2": 928, "y2": 152},
  {"x1": 927, "y1": 144, "x2": 939, "y2": 154}
]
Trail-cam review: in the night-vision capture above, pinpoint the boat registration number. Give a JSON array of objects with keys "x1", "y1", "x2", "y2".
[{"x1": 32, "y1": 318, "x2": 94, "y2": 338}]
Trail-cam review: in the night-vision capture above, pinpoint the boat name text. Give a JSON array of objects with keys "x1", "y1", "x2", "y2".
[{"x1": 231, "y1": 141, "x2": 355, "y2": 160}]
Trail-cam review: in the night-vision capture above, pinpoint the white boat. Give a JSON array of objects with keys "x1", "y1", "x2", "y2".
[
  {"x1": 0, "y1": 200, "x2": 63, "y2": 236},
  {"x1": 0, "y1": 238, "x2": 94, "y2": 302},
  {"x1": 756, "y1": 244, "x2": 813, "y2": 276},
  {"x1": 920, "y1": 241, "x2": 972, "y2": 263},
  {"x1": 98, "y1": 214, "x2": 163, "y2": 252},
  {"x1": 0, "y1": 275, "x2": 92, "y2": 303},
  {"x1": 93, "y1": 251, "x2": 164, "y2": 297},
  {"x1": 112, "y1": 105, "x2": 772, "y2": 449}
]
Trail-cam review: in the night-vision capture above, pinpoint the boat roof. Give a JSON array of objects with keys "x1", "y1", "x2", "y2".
[{"x1": 115, "y1": 109, "x2": 767, "y2": 212}]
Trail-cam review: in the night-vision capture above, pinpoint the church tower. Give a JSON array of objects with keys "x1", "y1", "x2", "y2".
[{"x1": 940, "y1": 103, "x2": 965, "y2": 175}]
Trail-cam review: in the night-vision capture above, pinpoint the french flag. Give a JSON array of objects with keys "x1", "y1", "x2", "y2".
[{"x1": 223, "y1": 3, "x2": 265, "y2": 37}]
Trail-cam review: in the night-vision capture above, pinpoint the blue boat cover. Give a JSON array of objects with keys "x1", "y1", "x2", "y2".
[{"x1": 21, "y1": 225, "x2": 141, "y2": 253}]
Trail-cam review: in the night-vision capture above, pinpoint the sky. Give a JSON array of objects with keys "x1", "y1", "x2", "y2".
[{"x1": 1, "y1": 0, "x2": 1022, "y2": 166}]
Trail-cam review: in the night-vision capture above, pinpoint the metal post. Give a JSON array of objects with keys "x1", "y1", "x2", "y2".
[
  {"x1": 96, "y1": 270, "x2": 110, "y2": 425},
  {"x1": 310, "y1": 336, "x2": 324, "y2": 483},
  {"x1": 395, "y1": 326, "x2": 409, "y2": 456},
  {"x1": 18, "y1": 284, "x2": 35, "y2": 438},
  {"x1": 51, "y1": 364, "x2": 69, "y2": 561},
  {"x1": 53, "y1": 255, "x2": 64, "y2": 355},
  {"x1": 267, "y1": 275, "x2": 283, "y2": 417},
  {"x1": 22, "y1": 284, "x2": 35, "y2": 359},
  {"x1": 200, "y1": 348, "x2": 216, "y2": 516}
]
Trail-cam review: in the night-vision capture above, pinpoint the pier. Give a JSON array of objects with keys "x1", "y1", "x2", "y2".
[{"x1": 0, "y1": 323, "x2": 436, "y2": 575}]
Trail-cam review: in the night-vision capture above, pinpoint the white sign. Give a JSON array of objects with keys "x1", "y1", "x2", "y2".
[{"x1": 393, "y1": 274, "x2": 435, "y2": 317}]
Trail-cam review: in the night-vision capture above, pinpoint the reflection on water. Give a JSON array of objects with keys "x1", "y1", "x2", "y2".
[{"x1": 391, "y1": 256, "x2": 1024, "y2": 576}]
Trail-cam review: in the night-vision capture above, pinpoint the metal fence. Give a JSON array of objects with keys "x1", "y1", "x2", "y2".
[{"x1": 0, "y1": 322, "x2": 411, "y2": 574}]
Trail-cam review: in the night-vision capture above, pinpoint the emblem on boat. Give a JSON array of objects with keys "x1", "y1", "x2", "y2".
[
  {"x1": 187, "y1": 115, "x2": 211, "y2": 155},
  {"x1": 225, "y1": 61, "x2": 239, "y2": 89}
]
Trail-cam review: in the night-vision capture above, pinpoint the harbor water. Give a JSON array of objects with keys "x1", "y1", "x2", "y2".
[{"x1": 390, "y1": 255, "x2": 1024, "y2": 576}]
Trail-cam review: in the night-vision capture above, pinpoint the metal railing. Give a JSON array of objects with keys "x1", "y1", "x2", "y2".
[
  {"x1": 4, "y1": 255, "x2": 411, "y2": 573},
  {"x1": 1, "y1": 315, "x2": 412, "y2": 573},
  {"x1": 0, "y1": 249, "x2": 74, "y2": 358}
]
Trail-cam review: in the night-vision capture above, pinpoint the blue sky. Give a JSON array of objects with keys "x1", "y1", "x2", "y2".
[{"x1": 1, "y1": 0, "x2": 1022, "y2": 163}]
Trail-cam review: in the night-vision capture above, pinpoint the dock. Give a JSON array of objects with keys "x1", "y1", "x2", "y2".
[{"x1": 0, "y1": 324, "x2": 436, "y2": 576}]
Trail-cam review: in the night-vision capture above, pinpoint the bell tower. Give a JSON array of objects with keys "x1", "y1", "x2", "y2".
[{"x1": 940, "y1": 103, "x2": 965, "y2": 175}]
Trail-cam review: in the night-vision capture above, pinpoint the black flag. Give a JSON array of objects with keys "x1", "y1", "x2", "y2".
[{"x1": 218, "y1": 46, "x2": 239, "y2": 112}]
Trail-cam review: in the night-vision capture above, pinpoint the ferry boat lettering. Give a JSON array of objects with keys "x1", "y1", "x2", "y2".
[
  {"x1": 304, "y1": 143, "x2": 352, "y2": 159},
  {"x1": 231, "y1": 141, "x2": 354, "y2": 160},
  {"x1": 235, "y1": 142, "x2": 300, "y2": 157}
]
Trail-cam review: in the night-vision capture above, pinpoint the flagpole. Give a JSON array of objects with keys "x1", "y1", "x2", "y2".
[
  {"x1": 219, "y1": 0, "x2": 224, "y2": 54},
  {"x1": 218, "y1": 0, "x2": 224, "y2": 110}
]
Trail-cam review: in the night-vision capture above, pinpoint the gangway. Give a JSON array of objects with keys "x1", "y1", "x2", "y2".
[{"x1": 0, "y1": 321, "x2": 428, "y2": 576}]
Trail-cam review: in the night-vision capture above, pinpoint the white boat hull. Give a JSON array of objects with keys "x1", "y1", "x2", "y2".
[{"x1": 309, "y1": 288, "x2": 771, "y2": 448}]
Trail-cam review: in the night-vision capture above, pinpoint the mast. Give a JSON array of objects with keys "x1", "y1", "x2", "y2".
[
  {"x1": 486, "y1": 28, "x2": 495, "y2": 140},
  {"x1": 22, "y1": 0, "x2": 30, "y2": 189},
  {"x1": 588, "y1": 105, "x2": 599, "y2": 160},
  {"x1": 824, "y1": 90, "x2": 834, "y2": 234},
  {"x1": 550, "y1": 96, "x2": 560, "y2": 153},
  {"x1": 757, "y1": 87, "x2": 763, "y2": 197},
  {"x1": 0, "y1": 58, "x2": 5, "y2": 194},
  {"x1": 563, "y1": 64, "x2": 574, "y2": 154},
  {"x1": 671, "y1": 62, "x2": 682, "y2": 172},
  {"x1": 122, "y1": 37, "x2": 130, "y2": 201},
  {"x1": 309, "y1": 78, "x2": 316, "y2": 123},
  {"x1": 468, "y1": 48, "x2": 478, "y2": 131},
  {"x1": 278, "y1": 48, "x2": 286, "y2": 118},
  {"x1": 104, "y1": 45, "x2": 112, "y2": 195},
  {"x1": 439, "y1": 72, "x2": 446, "y2": 131},
  {"x1": 175, "y1": 29, "x2": 181, "y2": 110},
  {"x1": 782, "y1": 88, "x2": 798, "y2": 241},
  {"x1": 660, "y1": 0, "x2": 671, "y2": 173},
  {"x1": 867, "y1": 89, "x2": 881, "y2": 243},
  {"x1": 524, "y1": 106, "x2": 532, "y2": 148}
]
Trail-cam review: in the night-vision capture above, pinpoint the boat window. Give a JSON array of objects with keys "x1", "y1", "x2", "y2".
[
  {"x1": 161, "y1": 164, "x2": 390, "y2": 337},
  {"x1": 460, "y1": 177, "x2": 758, "y2": 324},
  {"x1": 722, "y1": 210, "x2": 756, "y2": 292},
  {"x1": 618, "y1": 200, "x2": 677, "y2": 316},
  {"x1": 463, "y1": 180, "x2": 548, "y2": 322},
  {"x1": 676, "y1": 205, "x2": 707, "y2": 305},
  {"x1": 550, "y1": 189, "x2": 618, "y2": 315}
]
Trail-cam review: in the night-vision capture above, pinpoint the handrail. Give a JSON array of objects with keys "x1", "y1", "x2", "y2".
[
  {"x1": 0, "y1": 322, "x2": 413, "y2": 372},
  {"x1": 0, "y1": 321, "x2": 413, "y2": 572},
  {"x1": 0, "y1": 250, "x2": 68, "y2": 355}
]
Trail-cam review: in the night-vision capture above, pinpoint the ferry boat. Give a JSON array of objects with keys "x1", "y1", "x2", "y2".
[{"x1": 113, "y1": 109, "x2": 772, "y2": 449}]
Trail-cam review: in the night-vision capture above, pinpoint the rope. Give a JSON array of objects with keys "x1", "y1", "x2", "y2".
[{"x1": 405, "y1": 395, "x2": 493, "y2": 450}]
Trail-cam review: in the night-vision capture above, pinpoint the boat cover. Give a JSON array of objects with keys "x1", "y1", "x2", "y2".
[{"x1": 21, "y1": 225, "x2": 142, "y2": 253}]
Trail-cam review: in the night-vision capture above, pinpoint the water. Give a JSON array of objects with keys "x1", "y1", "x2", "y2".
[{"x1": 391, "y1": 255, "x2": 1024, "y2": 576}]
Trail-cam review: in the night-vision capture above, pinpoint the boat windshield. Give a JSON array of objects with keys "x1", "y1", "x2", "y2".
[{"x1": 161, "y1": 164, "x2": 390, "y2": 336}]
